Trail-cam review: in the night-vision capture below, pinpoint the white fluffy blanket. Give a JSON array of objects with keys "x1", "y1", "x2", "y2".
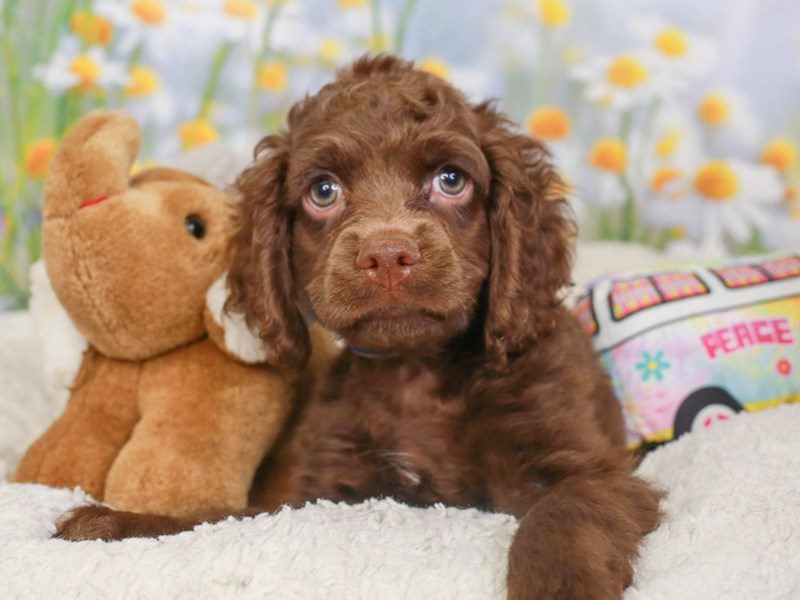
[{"x1": 3, "y1": 310, "x2": 800, "y2": 599}]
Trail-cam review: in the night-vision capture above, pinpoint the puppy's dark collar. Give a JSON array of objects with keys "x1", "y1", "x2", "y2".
[
  {"x1": 348, "y1": 345, "x2": 401, "y2": 359},
  {"x1": 299, "y1": 300, "x2": 401, "y2": 360}
]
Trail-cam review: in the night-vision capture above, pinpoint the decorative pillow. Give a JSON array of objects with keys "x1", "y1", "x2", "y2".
[{"x1": 575, "y1": 251, "x2": 800, "y2": 448}]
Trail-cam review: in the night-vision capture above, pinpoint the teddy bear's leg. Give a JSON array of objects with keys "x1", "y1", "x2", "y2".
[
  {"x1": 13, "y1": 350, "x2": 140, "y2": 499},
  {"x1": 103, "y1": 339, "x2": 293, "y2": 518}
]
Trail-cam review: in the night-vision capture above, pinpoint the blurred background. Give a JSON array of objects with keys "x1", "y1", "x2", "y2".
[{"x1": 0, "y1": 0, "x2": 799, "y2": 309}]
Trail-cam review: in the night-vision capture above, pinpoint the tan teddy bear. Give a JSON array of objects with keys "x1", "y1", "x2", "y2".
[{"x1": 13, "y1": 110, "x2": 336, "y2": 518}]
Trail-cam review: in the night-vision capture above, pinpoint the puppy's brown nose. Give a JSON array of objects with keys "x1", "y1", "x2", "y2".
[{"x1": 356, "y1": 237, "x2": 420, "y2": 290}]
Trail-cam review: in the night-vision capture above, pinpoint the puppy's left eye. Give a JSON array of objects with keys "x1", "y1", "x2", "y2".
[
  {"x1": 309, "y1": 179, "x2": 341, "y2": 208},
  {"x1": 432, "y1": 166, "x2": 471, "y2": 201}
]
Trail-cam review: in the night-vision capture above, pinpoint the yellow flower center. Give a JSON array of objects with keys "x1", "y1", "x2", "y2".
[
  {"x1": 761, "y1": 138, "x2": 798, "y2": 173},
  {"x1": 131, "y1": 0, "x2": 166, "y2": 26},
  {"x1": 668, "y1": 226, "x2": 687, "y2": 239},
  {"x1": 650, "y1": 166, "x2": 684, "y2": 194},
  {"x1": 25, "y1": 138, "x2": 58, "y2": 179},
  {"x1": 319, "y1": 38, "x2": 344, "y2": 66},
  {"x1": 131, "y1": 160, "x2": 157, "y2": 175},
  {"x1": 654, "y1": 129, "x2": 681, "y2": 158},
  {"x1": 698, "y1": 93, "x2": 730, "y2": 127},
  {"x1": 223, "y1": 0, "x2": 257, "y2": 20},
  {"x1": 693, "y1": 161, "x2": 739, "y2": 201},
  {"x1": 526, "y1": 107, "x2": 572, "y2": 141},
  {"x1": 606, "y1": 55, "x2": 648, "y2": 89},
  {"x1": 368, "y1": 33, "x2": 390, "y2": 52},
  {"x1": 70, "y1": 11, "x2": 114, "y2": 46},
  {"x1": 589, "y1": 139, "x2": 626, "y2": 174},
  {"x1": 655, "y1": 28, "x2": 688, "y2": 58},
  {"x1": 179, "y1": 119, "x2": 218, "y2": 150},
  {"x1": 338, "y1": 0, "x2": 367, "y2": 7},
  {"x1": 257, "y1": 60, "x2": 288, "y2": 92},
  {"x1": 419, "y1": 58, "x2": 450, "y2": 81},
  {"x1": 537, "y1": 0, "x2": 570, "y2": 28},
  {"x1": 125, "y1": 65, "x2": 160, "y2": 97},
  {"x1": 69, "y1": 55, "x2": 102, "y2": 90},
  {"x1": 561, "y1": 44, "x2": 584, "y2": 67}
]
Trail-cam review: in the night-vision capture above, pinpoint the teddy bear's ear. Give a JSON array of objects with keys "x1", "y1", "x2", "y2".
[
  {"x1": 44, "y1": 110, "x2": 140, "y2": 219},
  {"x1": 28, "y1": 261, "x2": 88, "y2": 395},
  {"x1": 204, "y1": 273, "x2": 269, "y2": 364}
]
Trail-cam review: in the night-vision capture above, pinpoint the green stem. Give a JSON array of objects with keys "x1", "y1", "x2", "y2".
[
  {"x1": 198, "y1": 42, "x2": 234, "y2": 120},
  {"x1": 393, "y1": 0, "x2": 419, "y2": 53},
  {"x1": 532, "y1": 27, "x2": 551, "y2": 105},
  {"x1": 247, "y1": 2, "x2": 283, "y2": 132},
  {"x1": 1, "y1": 17, "x2": 24, "y2": 164},
  {"x1": 55, "y1": 93, "x2": 70, "y2": 137},
  {"x1": 45, "y1": 0, "x2": 77, "y2": 56},
  {"x1": 112, "y1": 42, "x2": 144, "y2": 107},
  {"x1": 129, "y1": 43, "x2": 145, "y2": 69},
  {"x1": 0, "y1": 0, "x2": 23, "y2": 266},
  {"x1": 619, "y1": 109, "x2": 636, "y2": 242},
  {"x1": 637, "y1": 97, "x2": 661, "y2": 181},
  {"x1": 599, "y1": 210, "x2": 614, "y2": 240},
  {"x1": 369, "y1": 0, "x2": 385, "y2": 51},
  {"x1": 619, "y1": 180, "x2": 636, "y2": 242}
]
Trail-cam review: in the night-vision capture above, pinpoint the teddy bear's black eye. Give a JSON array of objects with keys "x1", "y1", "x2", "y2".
[{"x1": 185, "y1": 214, "x2": 206, "y2": 240}]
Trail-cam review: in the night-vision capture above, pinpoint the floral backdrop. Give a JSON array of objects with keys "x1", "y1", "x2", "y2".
[{"x1": 1, "y1": 0, "x2": 799, "y2": 309}]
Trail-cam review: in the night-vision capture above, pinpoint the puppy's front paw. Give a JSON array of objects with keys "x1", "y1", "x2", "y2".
[
  {"x1": 55, "y1": 505, "x2": 127, "y2": 542},
  {"x1": 507, "y1": 519, "x2": 631, "y2": 600}
]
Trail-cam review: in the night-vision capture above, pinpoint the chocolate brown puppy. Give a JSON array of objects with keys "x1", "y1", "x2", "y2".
[{"x1": 57, "y1": 56, "x2": 662, "y2": 600}]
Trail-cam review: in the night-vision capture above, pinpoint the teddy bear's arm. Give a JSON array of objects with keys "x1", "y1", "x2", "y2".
[{"x1": 13, "y1": 350, "x2": 141, "y2": 500}]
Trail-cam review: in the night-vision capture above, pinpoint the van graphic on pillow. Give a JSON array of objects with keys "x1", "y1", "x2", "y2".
[{"x1": 575, "y1": 252, "x2": 800, "y2": 448}]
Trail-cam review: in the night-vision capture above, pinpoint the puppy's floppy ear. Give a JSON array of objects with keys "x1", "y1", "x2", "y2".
[
  {"x1": 476, "y1": 102, "x2": 575, "y2": 368},
  {"x1": 226, "y1": 133, "x2": 310, "y2": 370}
]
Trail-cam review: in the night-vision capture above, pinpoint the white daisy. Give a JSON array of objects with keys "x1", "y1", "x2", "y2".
[
  {"x1": 646, "y1": 106, "x2": 704, "y2": 171},
  {"x1": 639, "y1": 165, "x2": 703, "y2": 237},
  {"x1": 269, "y1": 0, "x2": 389, "y2": 60},
  {"x1": 187, "y1": 0, "x2": 266, "y2": 49},
  {"x1": 582, "y1": 137, "x2": 629, "y2": 209},
  {"x1": 534, "y1": 0, "x2": 571, "y2": 30},
  {"x1": 760, "y1": 187, "x2": 800, "y2": 252},
  {"x1": 629, "y1": 15, "x2": 718, "y2": 79},
  {"x1": 94, "y1": 0, "x2": 176, "y2": 57},
  {"x1": 417, "y1": 57, "x2": 493, "y2": 102},
  {"x1": 525, "y1": 105, "x2": 585, "y2": 221},
  {"x1": 122, "y1": 64, "x2": 175, "y2": 127},
  {"x1": 570, "y1": 50, "x2": 683, "y2": 111},
  {"x1": 494, "y1": 1, "x2": 540, "y2": 62},
  {"x1": 760, "y1": 137, "x2": 798, "y2": 176},
  {"x1": 636, "y1": 108, "x2": 704, "y2": 234},
  {"x1": 696, "y1": 87, "x2": 762, "y2": 153},
  {"x1": 689, "y1": 159, "x2": 784, "y2": 246},
  {"x1": 34, "y1": 38, "x2": 127, "y2": 94}
]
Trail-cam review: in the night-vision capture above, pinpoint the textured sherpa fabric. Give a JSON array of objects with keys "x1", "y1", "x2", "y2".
[
  {"x1": 3, "y1": 312, "x2": 800, "y2": 599},
  {"x1": 0, "y1": 311, "x2": 62, "y2": 481}
]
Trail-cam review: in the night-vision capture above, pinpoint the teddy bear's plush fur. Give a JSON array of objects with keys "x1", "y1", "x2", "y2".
[{"x1": 12, "y1": 110, "x2": 336, "y2": 518}]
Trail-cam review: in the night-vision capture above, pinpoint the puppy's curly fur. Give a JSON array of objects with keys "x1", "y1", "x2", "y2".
[{"x1": 57, "y1": 55, "x2": 662, "y2": 600}]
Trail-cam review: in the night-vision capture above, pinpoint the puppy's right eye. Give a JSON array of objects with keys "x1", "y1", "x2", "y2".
[
  {"x1": 430, "y1": 166, "x2": 473, "y2": 204},
  {"x1": 309, "y1": 179, "x2": 341, "y2": 209}
]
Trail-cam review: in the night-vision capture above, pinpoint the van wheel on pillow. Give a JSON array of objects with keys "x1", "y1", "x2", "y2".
[{"x1": 673, "y1": 387, "x2": 743, "y2": 439}]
